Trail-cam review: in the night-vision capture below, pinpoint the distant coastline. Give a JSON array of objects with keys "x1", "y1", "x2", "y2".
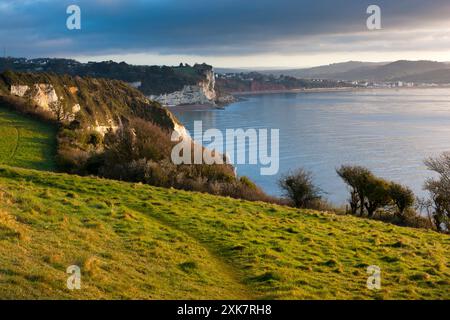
[
  {"x1": 230, "y1": 87, "x2": 356, "y2": 96},
  {"x1": 229, "y1": 85, "x2": 450, "y2": 96},
  {"x1": 167, "y1": 85, "x2": 450, "y2": 110},
  {"x1": 167, "y1": 103, "x2": 224, "y2": 112}
]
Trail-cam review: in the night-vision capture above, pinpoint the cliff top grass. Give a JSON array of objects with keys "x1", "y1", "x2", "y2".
[
  {"x1": 0, "y1": 107, "x2": 57, "y2": 171},
  {"x1": 0, "y1": 165, "x2": 448, "y2": 300}
]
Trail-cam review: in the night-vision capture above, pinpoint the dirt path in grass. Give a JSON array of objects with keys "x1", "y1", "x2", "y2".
[
  {"x1": 136, "y1": 208, "x2": 256, "y2": 299},
  {"x1": 9, "y1": 126, "x2": 20, "y2": 162}
]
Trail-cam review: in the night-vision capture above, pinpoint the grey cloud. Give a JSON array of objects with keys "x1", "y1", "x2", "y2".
[{"x1": 1, "y1": 0, "x2": 450, "y2": 57}]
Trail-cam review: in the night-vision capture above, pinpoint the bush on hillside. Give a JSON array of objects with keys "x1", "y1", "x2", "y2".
[{"x1": 278, "y1": 169, "x2": 323, "y2": 209}]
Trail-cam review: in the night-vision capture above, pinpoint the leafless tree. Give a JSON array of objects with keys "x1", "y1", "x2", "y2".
[{"x1": 424, "y1": 152, "x2": 450, "y2": 232}]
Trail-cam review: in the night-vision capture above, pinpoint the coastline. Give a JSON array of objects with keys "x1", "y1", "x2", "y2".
[
  {"x1": 166, "y1": 85, "x2": 450, "y2": 111},
  {"x1": 229, "y1": 87, "x2": 357, "y2": 96},
  {"x1": 167, "y1": 103, "x2": 224, "y2": 112},
  {"x1": 229, "y1": 85, "x2": 450, "y2": 96}
]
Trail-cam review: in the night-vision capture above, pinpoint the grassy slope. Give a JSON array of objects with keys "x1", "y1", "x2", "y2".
[
  {"x1": 0, "y1": 166, "x2": 448, "y2": 300},
  {"x1": 0, "y1": 106, "x2": 448, "y2": 300},
  {"x1": 0, "y1": 108, "x2": 57, "y2": 171}
]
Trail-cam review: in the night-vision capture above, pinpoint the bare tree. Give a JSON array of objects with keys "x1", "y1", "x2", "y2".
[
  {"x1": 424, "y1": 152, "x2": 450, "y2": 232},
  {"x1": 279, "y1": 168, "x2": 322, "y2": 208}
]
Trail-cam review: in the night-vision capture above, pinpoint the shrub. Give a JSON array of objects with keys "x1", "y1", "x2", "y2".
[
  {"x1": 85, "y1": 131, "x2": 103, "y2": 147},
  {"x1": 278, "y1": 169, "x2": 322, "y2": 208},
  {"x1": 56, "y1": 147, "x2": 89, "y2": 173},
  {"x1": 239, "y1": 176, "x2": 257, "y2": 190}
]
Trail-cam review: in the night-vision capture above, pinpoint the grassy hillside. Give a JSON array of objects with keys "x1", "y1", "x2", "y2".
[
  {"x1": 0, "y1": 98, "x2": 448, "y2": 300},
  {"x1": 0, "y1": 165, "x2": 448, "y2": 300},
  {"x1": 0, "y1": 107, "x2": 57, "y2": 171}
]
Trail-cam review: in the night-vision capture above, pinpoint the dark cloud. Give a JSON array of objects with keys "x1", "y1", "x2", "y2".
[{"x1": 1, "y1": 0, "x2": 450, "y2": 58}]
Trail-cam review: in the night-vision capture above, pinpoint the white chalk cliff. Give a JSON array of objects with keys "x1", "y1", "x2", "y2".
[
  {"x1": 149, "y1": 69, "x2": 217, "y2": 106},
  {"x1": 10, "y1": 84, "x2": 82, "y2": 123}
]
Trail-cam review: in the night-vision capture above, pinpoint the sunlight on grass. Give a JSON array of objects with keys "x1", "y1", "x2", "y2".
[{"x1": 0, "y1": 165, "x2": 448, "y2": 299}]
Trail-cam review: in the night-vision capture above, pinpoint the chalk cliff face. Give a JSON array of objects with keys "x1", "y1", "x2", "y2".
[
  {"x1": 10, "y1": 84, "x2": 81, "y2": 122},
  {"x1": 149, "y1": 68, "x2": 217, "y2": 106},
  {"x1": 1, "y1": 71, "x2": 187, "y2": 137}
]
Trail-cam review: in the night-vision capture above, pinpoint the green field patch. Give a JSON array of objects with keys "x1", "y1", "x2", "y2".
[{"x1": 0, "y1": 107, "x2": 57, "y2": 171}]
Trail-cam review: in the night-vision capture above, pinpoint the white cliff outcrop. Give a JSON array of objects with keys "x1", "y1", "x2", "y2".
[
  {"x1": 11, "y1": 84, "x2": 80, "y2": 122},
  {"x1": 149, "y1": 69, "x2": 217, "y2": 106},
  {"x1": 10, "y1": 84, "x2": 119, "y2": 134}
]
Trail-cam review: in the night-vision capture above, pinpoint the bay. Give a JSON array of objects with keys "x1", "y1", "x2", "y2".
[{"x1": 172, "y1": 88, "x2": 450, "y2": 205}]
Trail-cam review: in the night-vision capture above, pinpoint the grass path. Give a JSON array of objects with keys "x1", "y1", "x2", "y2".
[{"x1": 143, "y1": 211, "x2": 256, "y2": 299}]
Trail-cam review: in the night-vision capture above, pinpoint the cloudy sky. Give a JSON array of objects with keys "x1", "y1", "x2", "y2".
[{"x1": 2, "y1": 0, "x2": 450, "y2": 67}]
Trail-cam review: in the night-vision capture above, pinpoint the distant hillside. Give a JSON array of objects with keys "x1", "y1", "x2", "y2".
[
  {"x1": 259, "y1": 61, "x2": 387, "y2": 79},
  {"x1": 329, "y1": 60, "x2": 449, "y2": 81},
  {"x1": 394, "y1": 69, "x2": 450, "y2": 84},
  {"x1": 0, "y1": 165, "x2": 448, "y2": 299},
  {"x1": 216, "y1": 72, "x2": 353, "y2": 94},
  {"x1": 257, "y1": 60, "x2": 450, "y2": 83}
]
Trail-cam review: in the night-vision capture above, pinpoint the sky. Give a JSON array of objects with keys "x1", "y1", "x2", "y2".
[{"x1": 2, "y1": 0, "x2": 450, "y2": 68}]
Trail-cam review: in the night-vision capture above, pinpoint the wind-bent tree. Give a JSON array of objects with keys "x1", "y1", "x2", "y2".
[{"x1": 336, "y1": 165, "x2": 373, "y2": 215}]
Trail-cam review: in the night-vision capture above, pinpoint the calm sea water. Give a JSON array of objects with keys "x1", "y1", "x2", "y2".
[{"x1": 172, "y1": 88, "x2": 450, "y2": 205}]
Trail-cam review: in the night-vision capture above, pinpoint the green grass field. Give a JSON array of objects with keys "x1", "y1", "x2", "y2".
[
  {"x1": 0, "y1": 105, "x2": 448, "y2": 299},
  {"x1": 0, "y1": 165, "x2": 448, "y2": 299},
  {"x1": 0, "y1": 107, "x2": 57, "y2": 171}
]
